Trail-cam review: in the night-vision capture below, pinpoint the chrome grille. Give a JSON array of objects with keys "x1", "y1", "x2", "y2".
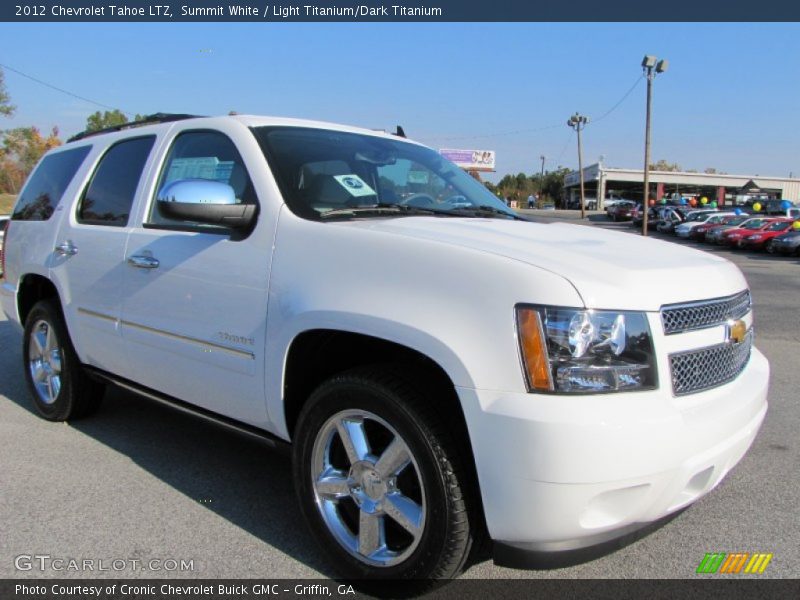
[
  {"x1": 661, "y1": 290, "x2": 751, "y2": 335},
  {"x1": 669, "y1": 331, "x2": 752, "y2": 396}
]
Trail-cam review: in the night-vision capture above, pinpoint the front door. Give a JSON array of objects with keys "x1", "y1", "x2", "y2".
[{"x1": 118, "y1": 128, "x2": 272, "y2": 426}]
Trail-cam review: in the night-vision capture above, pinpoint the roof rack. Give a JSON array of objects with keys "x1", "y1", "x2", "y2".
[{"x1": 67, "y1": 113, "x2": 203, "y2": 143}]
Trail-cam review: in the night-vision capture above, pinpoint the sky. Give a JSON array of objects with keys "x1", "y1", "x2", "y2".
[{"x1": 1, "y1": 22, "x2": 799, "y2": 183}]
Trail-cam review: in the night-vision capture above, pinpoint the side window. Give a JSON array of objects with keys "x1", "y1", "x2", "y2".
[
  {"x1": 149, "y1": 130, "x2": 256, "y2": 226},
  {"x1": 77, "y1": 136, "x2": 155, "y2": 227},
  {"x1": 11, "y1": 145, "x2": 92, "y2": 221}
]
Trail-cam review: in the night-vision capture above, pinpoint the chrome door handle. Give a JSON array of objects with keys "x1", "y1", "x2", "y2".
[
  {"x1": 55, "y1": 241, "x2": 78, "y2": 256},
  {"x1": 127, "y1": 255, "x2": 160, "y2": 269}
]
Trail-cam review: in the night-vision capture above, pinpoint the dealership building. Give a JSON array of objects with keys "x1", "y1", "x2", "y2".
[{"x1": 564, "y1": 162, "x2": 800, "y2": 209}]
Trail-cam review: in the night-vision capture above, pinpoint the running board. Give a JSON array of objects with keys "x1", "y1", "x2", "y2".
[{"x1": 85, "y1": 367, "x2": 291, "y2": 455}]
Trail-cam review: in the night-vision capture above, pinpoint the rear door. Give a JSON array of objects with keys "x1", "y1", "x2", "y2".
[
  {"x1": 118, "y1": 125, "x2": 275, "y2": 426},
  {"x1": 51, "y1": 136, "x2": 157, "y2": 375}
]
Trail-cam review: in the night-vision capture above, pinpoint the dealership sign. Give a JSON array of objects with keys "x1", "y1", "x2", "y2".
[{"x1": 440, "y1": 149, "x2": 496, "y2": 172}]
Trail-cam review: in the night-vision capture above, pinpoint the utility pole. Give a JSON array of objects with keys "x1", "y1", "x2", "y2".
[
  {"x1": 539, "y1": 155, "x2": 546, "y2": 205},
  {"x1": 641, "y1": 55, "x2": 668, "y2": 236},
  {"x1": 567, "y1": 113, "x2": 589, "y2": 219}
]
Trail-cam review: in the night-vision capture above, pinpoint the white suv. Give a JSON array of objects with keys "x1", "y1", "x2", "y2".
[{"x1": 0, "y1": 114, "x2": 769, "y2": 583}]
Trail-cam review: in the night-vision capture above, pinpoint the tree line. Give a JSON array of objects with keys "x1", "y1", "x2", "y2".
[{"x1": 485, "y1": 168, "x2": 572, "y2": 206}]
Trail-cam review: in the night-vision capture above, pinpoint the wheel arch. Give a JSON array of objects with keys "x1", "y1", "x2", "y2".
[
  {"x1": 282, "y1": 329, "x2": 471, "y2": 444},
  {"x1": 17, "y1": 273, "x2": 61, "y2": 325}
]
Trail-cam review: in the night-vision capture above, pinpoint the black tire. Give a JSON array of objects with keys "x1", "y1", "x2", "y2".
[
  {"x1": 765, "y1": 240, "x2": 776, "y2": 254},
  {"x1": 293, "y1": 366, "x2": 475, "y2": 585},
  {"x1": 22, "y1": 299, "x2": 104, "y2": 421}
]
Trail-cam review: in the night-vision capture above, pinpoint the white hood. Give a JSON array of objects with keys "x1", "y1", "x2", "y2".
[{"x1": 343, "y1": 217, "x2": 747, "y2": 311}]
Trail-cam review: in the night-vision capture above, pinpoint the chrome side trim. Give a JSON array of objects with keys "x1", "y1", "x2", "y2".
[
  {"x1": 120, "y1": 319, "x2": 255, "y2": 360},
  {"x1": 77, "y1": 307, "x2": 117, "y2": 323},
  {"x1": 77, "y1": 307, "x2": 255, "y2": 360}
]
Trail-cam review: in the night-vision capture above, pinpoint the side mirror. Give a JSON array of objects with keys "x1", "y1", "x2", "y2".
[{"x1": 156, "y1": 179, "x2": 257, "y2": 229}]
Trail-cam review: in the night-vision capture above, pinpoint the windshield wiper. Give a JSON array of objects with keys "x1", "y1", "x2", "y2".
[
  {"x1": 448, "y1": 205, "x2": 526, "y2": 220},
  {"x1": 320, "y1": 203, "x2": 454, "y2": 219}
]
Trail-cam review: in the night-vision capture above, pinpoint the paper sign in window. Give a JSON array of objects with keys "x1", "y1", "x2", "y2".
[
  {"x1": 333, "y1": 174, "x2": 376, "y2": 197},
  {"x1": 167, "y1": 157, "x2": 235, "y2": 185}
]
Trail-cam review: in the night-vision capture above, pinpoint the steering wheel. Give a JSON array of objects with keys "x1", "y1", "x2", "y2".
[{"x1": 400, "y1": 193, "x2": 436, "y2": 208}]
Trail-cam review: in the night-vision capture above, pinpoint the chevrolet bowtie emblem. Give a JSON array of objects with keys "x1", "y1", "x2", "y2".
[{"x1": 726, "y1": 319, "x2": 747, "y2": 344}]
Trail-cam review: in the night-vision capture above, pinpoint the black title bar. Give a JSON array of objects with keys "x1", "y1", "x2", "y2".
[{"x1": 2, "y1": 1, "x2": 800, "y2": 22}]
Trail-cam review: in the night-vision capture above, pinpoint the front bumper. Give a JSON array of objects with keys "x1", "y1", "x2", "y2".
[{"x1": 457, "y1": 347, "x2": 769, "y2": 563}]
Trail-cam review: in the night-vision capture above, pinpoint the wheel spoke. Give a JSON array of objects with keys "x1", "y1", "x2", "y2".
[
  {"x1": 49, "y1": 349, "x2": 61, "y2": 374},
  {"x1": 315, "y1": 470, "x2": 350, "y2": 499},
  {"x1": 31, "y1": 361, "x2": 46, "y2": 382},
  {"x1": 358, "y1": 511, "x2": 384, "y2": 557},
  {"x1": 45, "y1": 376, "x2": 56, "y2": 403},
  {"x1": 335, "y1": 418, "x2": 370, "y2": 464},
  {"x1": 31, "y1": 329, "x2": 46, "y2": 357},
  {"x1": 384, "y1": 492, "x2": 424, "y2": 537},
  {"x1": 374, "y1": 437, "x2": 411, "y2": 478},
  {"x1": 50, "y1": 375, "x2": 61, "y2": 399},
  {"x1": 44, "y1": 324, "x2": 55, "y2": 353}
]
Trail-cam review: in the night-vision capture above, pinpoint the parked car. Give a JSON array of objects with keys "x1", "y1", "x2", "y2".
[
  {"x1": 738, "y1": 219, "x2": 796, "y2": 251},
  {"x1": 764, "y1": 199, "x2": 798, "y2": 216},
  {"x1": 706, "y1": 216, "x2": 760, "y2": 244},
  {"x1": 630, "y1": 205, "x2": 656, "y2": 227},
  {"x1": 607, "y1": 200, "x2": 637, "y2": 221},
  {"x1": 567, "y1": 197, "x2": 598, "y2": 210},
  {"x1": 691, "y1": 215, "x2": 747, "y2": 242},
  {"x1": 652, "y1": 208, "x2": 690, "y2": 233},
  {"x1": 0, "y1": 113, "x2": 769, "y2": 584},
  {"x1": 720, "y1": 218, "x2": 779, "y2": 247},
  {"x1": 602, "y1": 194, "x2": 636, "y2": 211},
  {"x1": 675, "y1": 212, "x2": 736, "y2": 239},
  {"x1": 769, "y1": 228, "x2": 800, "y2": 255}
]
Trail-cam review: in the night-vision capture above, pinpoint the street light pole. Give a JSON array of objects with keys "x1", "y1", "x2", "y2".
[
  {"x1": 539, "y1": 154, "x2": 546, "y2": 205},
  {"x1": 641, "y1": 55, "x2": 668, "y2": 236},
  {"x1": 567, "y1": 113, "x2": 589, "y2": 219}
]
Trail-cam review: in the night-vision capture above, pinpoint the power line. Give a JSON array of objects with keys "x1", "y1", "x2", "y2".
[
  {"x1": 422, "y1": 73, "x2": 646, "y2": 144},
  {"x1": 592, "y1": 74, "x2": 643, "y2": 123},
  {"x1": 554, "y1": 129, "x2": 574, "y2": 165},
  {"x1": 0, "y1": 61, "x2": 133, "y2": 116}
]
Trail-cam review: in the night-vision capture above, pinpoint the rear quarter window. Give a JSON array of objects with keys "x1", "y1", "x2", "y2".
[{"x1": 11, "y1": 145, "x2": 92, "y2": 221}]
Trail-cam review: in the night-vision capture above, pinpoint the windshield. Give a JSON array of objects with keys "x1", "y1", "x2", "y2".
[
  {"x1": 723, "y1": 216, "x2": 748, "y2": 226},
  {"x1": 743, "y1": 219, "x2": 768, "y2": 230},
  {"x1": 766, "y1": 221, "x2": 791, "y2": 231},
  {"x1": 252, "y1": 126, "x2": 516, "y2": 220},
  {"x1": 685, "y1": 212, "x2": 709, "y2": 222}
]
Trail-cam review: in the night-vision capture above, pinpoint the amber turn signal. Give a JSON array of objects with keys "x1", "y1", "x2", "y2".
[{"x1": 516, "y1": 308, "x2": 553, "y2": 391}]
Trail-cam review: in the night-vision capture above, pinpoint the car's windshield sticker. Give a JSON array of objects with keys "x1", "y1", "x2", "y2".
[{"x1": 333, "y1": 174, "x2": 376, "y2": 197}]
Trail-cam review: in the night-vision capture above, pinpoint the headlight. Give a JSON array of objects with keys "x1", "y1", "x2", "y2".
[
  {"x1": 516, "y1": 305, "x2": 658, "y2": 394},
  {"x1": 747, "y1": 234, "x2": 762, "y2": 240}
]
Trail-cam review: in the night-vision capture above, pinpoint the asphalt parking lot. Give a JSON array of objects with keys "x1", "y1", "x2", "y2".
[{"x1": 0, "y1": 211, "x2": 798, "y2": 582}]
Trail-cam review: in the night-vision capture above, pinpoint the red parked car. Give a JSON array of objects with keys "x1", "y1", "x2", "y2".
[
  {"x1": 719, "y1": 217, "x2": 779, "y2": 247},
  {"x1": 607, "y1": 201, "x2": 637, "y2": 221},
  {"x1": 690, "y1": 215, "x2": 745, "y2": 241},
  {"x1": 737, "y1": 219, "x2": 797, "y2": 251}
]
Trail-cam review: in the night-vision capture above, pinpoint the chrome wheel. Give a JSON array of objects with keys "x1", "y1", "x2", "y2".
[
  {"x1": 28, "y1": 319, "x2": 62, "y2": 405},
  {"x1": 311, "y1": 409, "x2": 426, "y2": 567}
]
